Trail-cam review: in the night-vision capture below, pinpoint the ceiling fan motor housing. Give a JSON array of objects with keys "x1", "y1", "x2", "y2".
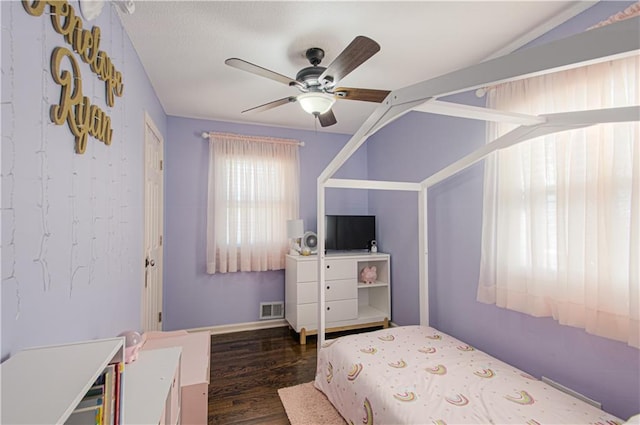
[
  {"x1": 295, "y1": 48, "x2": 334, "y2": 89},
  {"x1": 305, "y1": 47, "x2": 324, "y2": 66},
  {"x1": 296, "y1": 66, "x2": 327, "y2": 88}
]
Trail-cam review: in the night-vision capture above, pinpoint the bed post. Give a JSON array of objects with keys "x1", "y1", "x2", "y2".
[
  {"x1": 317, "y1": 180, "x2": 327, "y2": 348},
  {"x1": 418, "y1": 187, "x2": 429, "y2": 326}
]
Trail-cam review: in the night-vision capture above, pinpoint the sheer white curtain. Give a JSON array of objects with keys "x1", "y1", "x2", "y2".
[
  {"x1": 477, "y1": 53, "x2": 639, "y2": 347},
  {"x1": 206, "y1": 133, "x2": 300, "y2": 274}
]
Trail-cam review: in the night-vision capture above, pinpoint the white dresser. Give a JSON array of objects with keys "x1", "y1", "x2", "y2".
[{"x1": 285, "y1": 252, "x2": 391, "y2": 344}]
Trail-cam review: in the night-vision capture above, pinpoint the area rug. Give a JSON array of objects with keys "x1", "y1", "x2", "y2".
[{"x1": 278, "y1": 381, "x2": 346, "y2": 425}]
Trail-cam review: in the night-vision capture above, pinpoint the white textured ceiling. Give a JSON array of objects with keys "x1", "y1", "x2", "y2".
[{"x1": 118, "y1": 1, "x2": 592, "y2": 135}]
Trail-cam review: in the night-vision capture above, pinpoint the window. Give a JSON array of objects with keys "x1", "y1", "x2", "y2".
[
  {"x1": 477, "y1": 54, "x2": 639, "y2": 347},
  {"x1": 206, "y1": 133, "x2": 300, "y2": 274}
]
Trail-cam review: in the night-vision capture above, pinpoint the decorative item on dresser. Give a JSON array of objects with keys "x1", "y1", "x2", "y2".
[
  {"x1": 370, "y1": 239, "x2": 377, "y2": 253},
  {"x1": 301, "y1": 231, "x2": 318, "y2": 255},
  {"x1": 285, "y1": 252, "x2": 390, "y2": 344},
  {"x1": 287, "y1": 219, "x2": 305, "y2": 255}
]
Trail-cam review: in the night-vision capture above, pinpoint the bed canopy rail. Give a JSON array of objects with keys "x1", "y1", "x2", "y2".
[
  {"x1": 422, "y1": 106, "x2": 640, "y2": 189},
  {"x1": 315, "y1": 16, "x2": 640, "y2": 346},
  {"x1": 414, "y1": 100, "x2": 546, "y2": 126},
  {"x1": 325, "y1": 178, "x2": 422, "y2": 192},
  {"x1": 318, "y1": 16, "x2": 639, "y2": 186},
  {"x1": 324, "y1": 104, "x2": 640, "y2": 194}
]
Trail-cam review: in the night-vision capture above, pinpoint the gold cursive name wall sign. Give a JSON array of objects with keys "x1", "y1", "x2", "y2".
[
  {"x1": 22, "y1": 0, "x2": 124, "y2": 154},
  {"x1": 51, "y1": 47, "x2": 113, "y2": 153}
]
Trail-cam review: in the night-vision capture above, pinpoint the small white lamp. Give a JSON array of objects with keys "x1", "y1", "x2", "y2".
[{"x1": 287, "y1": 219, "x2": 304, "y2": 255}]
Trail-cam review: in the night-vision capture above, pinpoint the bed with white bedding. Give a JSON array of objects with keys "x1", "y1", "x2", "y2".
[{"x1": 315, "y1": 325, "x2": 622, "y2": 425}]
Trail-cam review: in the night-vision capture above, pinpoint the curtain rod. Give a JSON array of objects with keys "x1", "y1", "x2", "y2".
[{"x1": 201, "y1": 131, "x2": 304, "y2": 147}]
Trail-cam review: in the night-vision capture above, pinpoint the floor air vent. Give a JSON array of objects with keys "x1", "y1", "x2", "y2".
[{"x1": 260, "y1": 302, "x2": 284, "y2": 319}]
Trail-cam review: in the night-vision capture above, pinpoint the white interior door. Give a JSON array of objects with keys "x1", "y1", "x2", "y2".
[{"x1": 143, "y1": 113, "x2": 164, "y2": 332}]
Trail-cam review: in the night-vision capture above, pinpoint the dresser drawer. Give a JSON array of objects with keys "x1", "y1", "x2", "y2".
[
  {"x1": 324, "y1": 259, "x2": 355, "y2": 280},
  {"x1": 325, "y1": 299, "x2": 358, "y2": 322},
  {"x1": 298, "y1": 282, "x2": 317, "y2": 304},
  {"x1": 296, "y1": 260, "x2": 317, "y2": 282},
  {"x1": 324, "y1": 279, "x2": 357, "y2": 301},
  {"x1": 298, "y1": 279, "x2": 356, "y2": 304},
  {"x1": 298, "y1": 299, "x2": 358, "y2": 327},
  {"x1": 297, "y1": 303, "x2": 316, "y2": 328}
]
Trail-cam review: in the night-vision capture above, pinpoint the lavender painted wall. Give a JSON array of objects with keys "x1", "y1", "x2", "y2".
[
  {"x1": 1, "y1": 1, "x2": 166, "y2": 359},
  {"x1": 163, "y1": 116, "x2": 367, "y2": 330},
  {"x1": 366, "y1": 2, "x2": 639, "y2": 419}
]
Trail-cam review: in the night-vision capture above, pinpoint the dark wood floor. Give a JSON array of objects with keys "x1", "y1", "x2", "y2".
[{"x1": 208, "y1": 326, "x2": 318, "y2": 425}]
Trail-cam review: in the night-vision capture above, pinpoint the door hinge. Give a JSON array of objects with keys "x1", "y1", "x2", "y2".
[
  {"x1": 158, "y1": 312, "x2": 162, "y2": 323},
  {"x1": 159, "y1": 235, "x2": 163, "y2": 246},
  {"x1": 159, "y1": 159, "x2": 163, "y2": 171}
]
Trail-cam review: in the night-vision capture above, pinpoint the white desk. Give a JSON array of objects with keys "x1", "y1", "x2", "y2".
[
  {"x1": 142, "y1": 331, "x2": 211, "y2": 424},
  {"x1": 123, "y1": 347, "x2": 182, "y2": 425}
]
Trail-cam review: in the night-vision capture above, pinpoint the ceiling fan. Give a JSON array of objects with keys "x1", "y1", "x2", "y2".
[{"x1": 225, "y1": 36, "x2": 391, "y2": 127}]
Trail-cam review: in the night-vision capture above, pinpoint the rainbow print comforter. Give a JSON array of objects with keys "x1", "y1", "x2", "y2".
[{"x1": 314, "y1": 325, "x2": 621, "y2": 425}]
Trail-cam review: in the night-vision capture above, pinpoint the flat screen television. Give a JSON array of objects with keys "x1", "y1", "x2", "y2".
[{"x1": 325, "y1": 215, "x2": 375, "y2": 251}]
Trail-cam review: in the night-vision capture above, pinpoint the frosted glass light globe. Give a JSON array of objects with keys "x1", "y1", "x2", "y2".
[{"x1": 297, "y1": 92, "x2": 335, "y2": 116}]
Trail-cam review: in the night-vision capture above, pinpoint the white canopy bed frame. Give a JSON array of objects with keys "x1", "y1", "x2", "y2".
[{"x1": 315, "y1": 15, "x2": 640, "y2": 347}]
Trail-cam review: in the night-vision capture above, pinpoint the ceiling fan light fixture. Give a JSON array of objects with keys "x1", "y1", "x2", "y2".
[{"x1": 298, "y1": 92, "x2": 336, "y2": 116}]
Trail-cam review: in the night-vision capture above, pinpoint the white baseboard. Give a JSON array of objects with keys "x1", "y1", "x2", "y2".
[
  {"x1": 185, "y1": 319, "x2": 289, "y2": 335},
  {"x1": 541, "y1": 376, "x2": 601, "y2": 409},
  {"x1": 184, "y1": 318, "x2": 396, "y2": 336}
]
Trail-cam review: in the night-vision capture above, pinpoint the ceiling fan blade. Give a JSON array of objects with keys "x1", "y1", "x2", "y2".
[
  {"x1": 334, "y1": 87, "x2": 391, "y2": 103},
  {"x1": 242, "y1": 97, "x2": 297, "y2": 114},
  {"x1": 319, "y1": 36, "x2": 381, "y2": 85},
  {"x1": 318, "y1": 109, "x2": 337, "y2": 127},
  {"x1": 225, "y1": 58, "x2": 296, "y2": 86}
]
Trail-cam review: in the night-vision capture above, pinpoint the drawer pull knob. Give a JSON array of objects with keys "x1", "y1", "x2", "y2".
[
  {"x1": 327, "y1": 306, "x2": 331, "y2": 311},
  {"x1": 327, "y1": 285, "x2": 330, "y2": 290},
  {"x1": 326, "y1": 265, "x2": 330, "y2": 269}
]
